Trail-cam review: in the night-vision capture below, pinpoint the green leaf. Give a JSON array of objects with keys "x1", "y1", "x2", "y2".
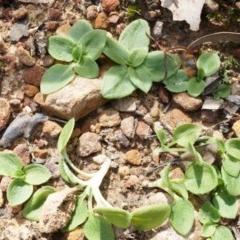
[
  {"x1": 7, "y1": 178, "x2": 33, "y2": 206},
  {"x1": 40, "y1": 64, "x2": 75, "y2": 94},
  {"x1": 222, "y1": 154, "x2": 240, "y2": 177},
  {"x1": 94, "y1": 207, "x2": 132, "y2": 228},
  {"x1": 0, "y1": 152, "x2": 24, "y2": 178},
  {"x1": 187, "y1": 77, "x2": 205, "y2": 97},
  {"x1": 23, "y1": 164, "x2": 52, "y2": 185},
  {"x1": 197, "y1": 68, "x2": 205, "y2": 80},
  {"x1": 221, "y1": 167, "x2": 240, "y2": 196},
  {"x1": 200, "y1": 223, "x2": 217, "y2": 237},
  {"x1": 170, "y1": 181, "x2": 188, "y2": 200},
  {"x1": 199, "y1": 201, "x2": 221, "y2": 224},
  {"x1": 197, "y1": 52, "x2": 220, "y2": 77},
  {"x1": 211, "y1": 226, "x2": 234, "y2": 240},
  {"x1": 213, "y1": 190, "x2": 238, "y2": 219},
  {"x1": 72, "y1": 45, "x2": 83, "y2": 62},
  {"x1": 163, "y1": 70, "x2": 189, "y2": 93},
  {"x1": 119, "y1": 19, "x2": 150, "y2": 51},
  {"x1": 23, "y1": 186, "x2": 55, "y2": 221},
  {"x1": 214, "y1": 84, "x2": 231, "y2": 100},
  {"x1": 185, "y1": 161, "x2": 218, "y2": 194},
  {"x1": 68, "y1": 20, "x2": 93, "y2": 43},
  {"x1": 48, "y1": 36, "x2": 75, "y2": 62},
  {"x1": 57, "y1": 118, "x2": 75, "y2": 152},
  {"x1": 165, "y1": 53, "x2": 182, "y2": 79},
  {"x1": 128, "y1": 67, "x2": 152, "y2": 94},
  {"x1": 79, "y1": 29, "x2": 106, "y2": 60},
  {"x1": 103, "y1": 37, "x2": 129, "y2": 65},
  {"x1": 225, "y1": 138, "x2": 240, "y2": 160},
  {"x1": 64, "y1": 194, "x2": 89, "y2": 231},
  {"x1": 83, "y1": 214, "x2": 115, "y2": 240},
  {"x1": 74, "y1": 57, "x2": 99, "y2": 78},
  {"x1": 170, "y1": 199, "x2": 194, "y2": 236},
  {"x1": 101, "y1": 65, "x2": 136, "y2": 99},
  {"x1": 172, "y1": 124, "x2": 202, "y2": 148},
  {"x1": 127, "y1": 47, "x2": 148, "y2": 67},
  {"x1": 135, "y1": 51, "x2": 166, "y2": 82},
  {"x1": 131, "y1": 204, "x2": 171, "y2": 231},
  {"x1": 156, "y1": 130, "x2": 167, "y2": 147}
]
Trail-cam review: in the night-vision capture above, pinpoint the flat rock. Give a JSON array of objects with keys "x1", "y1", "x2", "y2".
[
  {"x1": 34, "y1": 77, "x2": 107, "y2": 120},
  {"x1": 173, "y1": 92, "x2": 203, "y2": 112}
]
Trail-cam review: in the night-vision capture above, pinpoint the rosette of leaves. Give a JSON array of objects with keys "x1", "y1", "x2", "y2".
[
  {"x1": 101, "y1": 19, "x2": 181, "y2": 99},
  {"x1": 58, "y1": 119, "x2": 171, "y2": 240},
  {"x1": 0, "y1": 152, "x2": 52, "y2": 206},
  {"x1": 40, "y1": 20, "x2": 107, "y2": 94}
]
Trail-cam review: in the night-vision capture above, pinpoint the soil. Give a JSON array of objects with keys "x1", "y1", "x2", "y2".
[{"x1": 0, "y1": 0, "x2": 240, "y2": 240}]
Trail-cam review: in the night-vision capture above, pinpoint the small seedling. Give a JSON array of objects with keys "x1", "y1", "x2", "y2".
[
  {"x1": 0, "y1": 152, "x2": 52, "y2": 206},
  {"x1": 40, "y1": 20, "x2": 107, "y2": 94},
  {"x1": 101, "y1": 19, "x2": 181, "y2": 99},
  {"x1": 150, "y1": 123, "x2": 238, "y2": 239},
  {"x1": 57, "y1": 118, "x2": 171, "y2": 240}
]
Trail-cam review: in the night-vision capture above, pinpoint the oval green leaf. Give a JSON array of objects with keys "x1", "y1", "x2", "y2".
[
  {"x1": 23, "y1": 186, "x2": 55, "y2": 221},
  {"x1": 163, "y1": 70, "x2": 189, "y2": 93},
  {"x1": 64, "y1": 194, "x2": 89, "y2": 231},
  {"x1": 119, "y1": 19, "x2": 150, "y2": 51},
  {"x1": 94, "y1": 207, "x2": 131, "y2": 229},
  {"x1": 24, "y1": 164, "x2": 52, "y2": 185},
  {"x1": 68, "y1": 20, "x2": 93, "y2": 43},
  {"x1": 213, "y1": 190, "x2": 238, "y2": 219},
  {"x1": 170, "y1": 199, "x2": 194, "y2": 236},
  {"x1": 164, "y1": 53, "x2": 182, "y2": 79},
  {"x1": 172, "y1": 124, "x2": 202, "y2": 148},
  {"x1": 79, "y1": 29, "x2": 106, "y2": 60},
  {"x1": 225, "y1": 138, "x2": 240, "y2": 160},
  {"x1": 201, "y1": 223, "x2": 217, "y2": 238},
  {"x1": 222, "y1": 154, "x2": 240, "y2": 177},
  {"x1": 101, "y1": 65, "x2": 136, "y2": 99},
  {"x1": 187, "y1": 77, "x2": 205, "y2": 97},
  {"x1": 48, "y1": 36, "x2": 75, "y2": 62},
  {"x1": 57, "y1": 118, "x2": 75, "y2": 153},
  {"x1": 7, "y1": 178, "x2": 33, "y2": 206},
  {"x1": 199, "y1": 201, "x2": 221, "y2": 224},
  {"x1": 127, "y1": 47, "x2": 148, "y2": 67},
  {"x1": 83, "y1": 215, "x2": 115, "y2": 240},
  {"x1": 74, "y1": 57, "x2": 99, "y2": 78},
  {"x1": 197, "y1": 52, "x2": 220, "y2": 77},
  {"x1": 0, "y1": 152, "x2": 24, "y2": 178},
  {"x1": 214, "y1": 84, "x2": 231, "y2": 100},
  {"x1": 185, "y1": 161, "x2": 218, "y2": 194},
  {"x1": 128, "y1": 67, "x2": 152, "y2": 94},
  {"x1": 211, "y1": 226, "x2": 234, "y2": 240},
  {"x1": 131, "y1": 204, "x2": 171, "y2": 231},
  {"x1": 103, "y1": 36, "x2": 129, "y2": 65},
  {"x1": 40, "y1": 64, "x2": 75, "y2": 94}
]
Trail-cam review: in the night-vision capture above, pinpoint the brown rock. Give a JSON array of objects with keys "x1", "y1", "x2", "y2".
[
  {"x1": 34, "y1": 77, "x2": 107, "y2": 120},
  {"x1": 45, "y1": 21, "x2": 59, "y2": 31},
  {"x1": 86, "y1": 5, "x2": 98, "y2": 20},
  {"x1": 102, "y1": 0, "x2": 120, "y2": 12},
  {"x1": 232, "y1": 120, "x2": 240, "y2": 137},
  {"x1": 22, "y1": 84, "x2": 39, "y2": 97},
  {"x1": 164, "y1": 109, "x2": 192, "y2": 128},
  {"x1": 0, "y1": 98, "x2": 11, "y2": 131},
  {"x1": 48, "y1": 8, "x2": 61, "y2": 21},
  {"x1": 12, "y1": 7, "x2": 28, "y2": 20},
  {"x1": 99, "y1": 109, "x2": 121, "y2": 127},
  {"x1": 113, "y1": 97, "x2": 138, "y2": 112},
  {"x1": 94, "y1": 12, "x2": 109, "y2": 29},
  {"x1": 118, "y1": 166, "x2": 130, "y2": 177},
  {"x1": 120, "y1": 116, "x2": 136, "y2": 139},
  {"x1": 158, "y1": 85, "x2": 170, "y2": 103},
  {"x1": 173, "y1": 92, "x2": 203, "y2": 112},
  {"x1": 63, "y1": 227, "x2": 84, "y2": 240},
  {"x1": 13, "y1": 143, "x2": 30, "y2": 165},
  {"x1": 136, "y1": 121, "x2": 152, "y2": 140},
  {"x1": 125, "y1": 149, "x2": 142, "y2": 165},
  {"x1": 41, "y1": 120, "x2": 62, "y2": 138},
  {"x1": 16, "y1": 47, "x2": 35, "y2": 66},
  {"x1": 22, "y1": 65, "x2": 45, "y2": 86},
  {"x1": 201, "y1": 110, "x2": 218, "y2": 123},
  {"x1": 78, "y1": 132, "x2": 102, "y2": 157}
]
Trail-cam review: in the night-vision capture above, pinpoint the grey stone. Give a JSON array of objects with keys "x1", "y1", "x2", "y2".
[{"x1": 34, "y1": 76, "x2": 107, "y2": 120}]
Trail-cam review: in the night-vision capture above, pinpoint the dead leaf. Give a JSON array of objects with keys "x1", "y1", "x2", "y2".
[{"x1": 161, "y1": 0, "x2": 205, "y2": 31}]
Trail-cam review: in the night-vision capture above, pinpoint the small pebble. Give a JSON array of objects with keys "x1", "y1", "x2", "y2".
[
  {"x1": 16, "y1": 47, "x2": 35, "y2": 66},
  {"x1": 22, "y1": 64, "x2": 45, "y2": 86},
  {"x1": 13, "y1": 143, "x2": 30, "y2": 165},
  {"x1": 118, "y1": 166, "x2": 130, "y2": 177},
  {"x1": 0, "y1": 98, "x2": 11, "y2": 131},
  {"x1": 22, "y1": 84, "x2": 39, "y2": 97},
  {"x1": 99, "y1": 109, "x2": 121, "y2": 127},
  {"x1": 124, "y1": 149, "x2": 142, "y2": 165},
  {"x1": 12, "y1": 7, "x2": 28, "y2": 20},
  {"x1": 232, "y1": 120, "x2": 240, "y2": 137},
  {"x1": 94, "y1": 12, "x2": 109, "y2": 29},
  {"x1": 120, "y1": 116, "x2": 136, "y2": 139},
  {"x1": 42, "y1": 121, "x2": 62, "y2": 138},
  {"x1": 102, "y1": 0, "x2": 120, "y2": 12},
  {"x1": 86, "y1": 5, "x2": 98, "y2": 20},
  {"x1": 48, "y1": 8, "x2": 61, "y2": 21},
  {"x1": 136, "y1": 121, "x2": 152, "y2": 140}
]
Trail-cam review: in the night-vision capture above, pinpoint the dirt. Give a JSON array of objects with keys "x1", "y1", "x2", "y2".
[{"x1": 0, "y1": 0, "x2": 240, "y2": 239}]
